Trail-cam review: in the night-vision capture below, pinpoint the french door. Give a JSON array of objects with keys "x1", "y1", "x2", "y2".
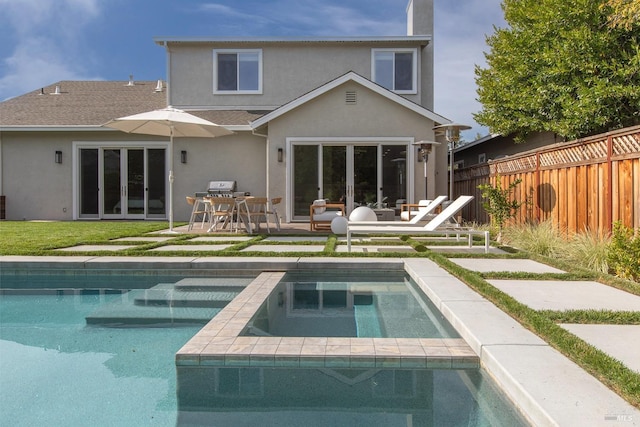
[
  {"x1": 77, "y1": 146, "x2": 166, "y2": 219},
  {"x1": 291, "y1": 141, "x2": 409, "y2": 219}
]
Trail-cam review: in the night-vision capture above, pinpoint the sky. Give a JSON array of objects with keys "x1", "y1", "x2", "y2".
[{"x1": 0, "y1": 0, "x2": 506, "y2": 140}]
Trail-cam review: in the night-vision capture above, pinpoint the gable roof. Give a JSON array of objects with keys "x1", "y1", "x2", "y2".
[{"x1": 250, "y1": 71, "x2": 450, "y2": 129}]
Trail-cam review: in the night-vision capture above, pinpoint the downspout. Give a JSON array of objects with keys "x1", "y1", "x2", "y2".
[{"x1": 251, "y1": 127, "x2": 269, "y2": 198}]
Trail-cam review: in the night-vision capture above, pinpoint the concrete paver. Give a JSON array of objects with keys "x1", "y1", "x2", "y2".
[
  {"x1": 487, "y1": 279, "x2": 640, "y2": 311},
  {"x1": 55, "y1": 245, "x2": 134, "y2": 252},
  {"x1": 560, "y1": 324, "x2": 640, "y2": 373},
  {"x1": 450, "y1": 258, "x2": 566, "y2": 274}
]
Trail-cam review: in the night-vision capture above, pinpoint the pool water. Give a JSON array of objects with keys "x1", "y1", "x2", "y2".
[
  {"x1": 0, "y1": 272, "x2": 531, "y2": 426},
  {"x1": 0, "y1": 290, "x2": 199, "y2": 426},
  {"x1": 243, "y1": 271, "x2": 460, "y2": 338}
]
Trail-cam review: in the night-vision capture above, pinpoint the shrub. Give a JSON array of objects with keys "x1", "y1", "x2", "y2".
[
  {"x1": 478, "y1": 176, "x2": 523, "y2": 242},
  {"x1": 608, "y1": 222, "x2": 640, "y2": 282},
  {"x1": 502, "y1": 220, "x2": 566, "y2": 258},
  {"x1": 567, "y1": 230, "x2": 610, "y2": 274}
]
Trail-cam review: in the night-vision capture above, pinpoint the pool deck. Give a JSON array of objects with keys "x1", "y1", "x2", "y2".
[{"x1": 1, "y1": 255, "x2": 639, "y2": 426}]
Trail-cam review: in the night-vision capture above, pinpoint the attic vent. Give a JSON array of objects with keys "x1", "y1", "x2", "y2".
[
  {"x1": 154, "y1": 79, "x2": 163, "y2": 92},
  {"x1": 126, "y1": 74, "x2": 135, "y2": 86},
  {"x1": 345, "y1": 91, "x2": 357, "y2": 105},
  {"x1": 51, "y1": 85, "x2": 61, "y2": 95}
]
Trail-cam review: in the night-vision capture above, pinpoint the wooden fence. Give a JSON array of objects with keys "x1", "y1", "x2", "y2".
[{"x1": 454, "y1": 125, "x2": 640, "y2": 234}]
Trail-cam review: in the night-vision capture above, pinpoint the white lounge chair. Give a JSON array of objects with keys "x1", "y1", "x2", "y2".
[
  {"x1": 346, "y1": 195, "x2": 490, "y2": 252},
  {"x1": 350, "y1": 195, "x2": 448, "y2": 226}
]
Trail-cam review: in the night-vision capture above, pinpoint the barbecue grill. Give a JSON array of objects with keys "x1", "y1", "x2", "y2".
[{"x1": 195, "y1": 181, "x2": 246, "y2": 198}]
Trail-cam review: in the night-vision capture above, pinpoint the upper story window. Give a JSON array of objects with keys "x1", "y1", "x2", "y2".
[
  {"x1": 371, "y1": 48, "x2": 417, "y2": 94},
  {"x1": 213, "y1": 49, "x2": 262, "y2": 94}
]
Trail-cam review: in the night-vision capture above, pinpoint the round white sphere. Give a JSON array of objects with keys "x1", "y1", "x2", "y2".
[
  {"x1": 349, "y1": 206, "x2": 378, "y2": 222},
  {"x1": 330, "y1": 216, "x2": 349, "y2": 234}
]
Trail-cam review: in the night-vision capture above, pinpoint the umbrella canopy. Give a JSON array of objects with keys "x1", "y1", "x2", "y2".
[
  {"x1": 103, "y1": 106, "x2": 233, "y2": 139},
  {"x1": 103, "y1": 106, "x2": 233, "y2": 232}
]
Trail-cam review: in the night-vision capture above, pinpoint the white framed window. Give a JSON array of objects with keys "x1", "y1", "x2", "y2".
[
  {"x1": 213, "y1": 49, "x2": 262, "y2": 94},
  {"x1": 371, "y1": 48, "x2": 417, "y2": 94}
]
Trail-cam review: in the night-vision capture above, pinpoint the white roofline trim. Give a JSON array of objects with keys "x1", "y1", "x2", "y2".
[
  {"x1": 0, "y1": 126, "x2": 111, "y2": 132},
  {"x1": 154, "y1": 36, "x2": 431, "y2": 45},
  {"x1": 250, "y1": 71, "x2": 451, "y2": 129}
]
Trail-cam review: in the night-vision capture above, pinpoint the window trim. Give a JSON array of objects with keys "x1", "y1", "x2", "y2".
[
  {"x1": 213, "y1": 49, "x2": 263, "y2": 94},
  {"x1": 371, "y1": 48, "x2": 418, "y2": 94}
]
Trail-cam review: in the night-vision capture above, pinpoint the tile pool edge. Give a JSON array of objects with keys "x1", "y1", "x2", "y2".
[{"x1": 175, "y1": 270, "x2": 479, "y2": 370}]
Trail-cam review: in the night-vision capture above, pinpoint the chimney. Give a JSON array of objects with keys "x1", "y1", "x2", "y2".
[{"x1": 406, "y1": 0, "x2": 433, "y2": 36}]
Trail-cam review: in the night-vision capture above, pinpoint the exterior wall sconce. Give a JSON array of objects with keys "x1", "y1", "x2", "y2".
[
  {"x1": 180, "y1": 150, "x2": 187, "y2": 164},
  {"x1": 55, "y1": 150, "x2": 63, "y2": 164},
  {"x1": 277, "y1": 148, "x2": 284, "y2": 163}
]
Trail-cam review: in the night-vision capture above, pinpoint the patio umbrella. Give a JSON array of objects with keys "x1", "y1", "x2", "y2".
[{"x1": 103, "y1": 106, "x2": 233, "y2": 232}]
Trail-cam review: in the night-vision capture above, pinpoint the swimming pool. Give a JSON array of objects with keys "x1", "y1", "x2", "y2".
[
  {"x1": 242, "y1": 270, "x2": 460, "y2": 338},
  {"x1": 0, "y1": 268, "x2": 530, "y2": 426}
]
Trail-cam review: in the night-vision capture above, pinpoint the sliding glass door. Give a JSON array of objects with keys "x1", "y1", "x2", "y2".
[
  {"x1": 78, "y1": 146, "x2": 166, "y2": 219},
  {"x1": 291, "y1": 141, "x2": 408, "y2": 219}
]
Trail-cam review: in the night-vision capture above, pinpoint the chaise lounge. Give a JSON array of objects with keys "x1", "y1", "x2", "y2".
[{"x1": 346, "y1": 195, "x2": 490, "y2": 252}]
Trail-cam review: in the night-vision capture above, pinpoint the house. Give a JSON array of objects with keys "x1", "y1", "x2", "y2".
[
  {"x1": 0, "y1": 0, "x2": 452, "y2": 223},
  {"x1": 453, "y1": 131, "x2": 564, "y2": 170}
]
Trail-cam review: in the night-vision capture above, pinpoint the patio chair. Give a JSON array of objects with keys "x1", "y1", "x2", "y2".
[
  {"x1": 346, "y1": 195, "x2": 490, "y2": 253},
  {"x1": 266, "y1": 197, "x2": 282, "y2": 231},
  {"x1": 244, "y1": 197, "x2": 270, "y2": 233},
  {"x1": 206, "y1": 196, "x2": 235, "y2": 231},
  {"x1": 310, "y1": 199, "x2": 345, "y2": 231},
  {"x1": 186, "y1": 196, "x2": 209, "y2": 230}
]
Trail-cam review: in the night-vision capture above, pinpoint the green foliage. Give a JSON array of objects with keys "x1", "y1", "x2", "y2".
[
  {"x1": 475, "y1": 0, "x2": 640, "y2": 141},
  {"x1": 567, "y1": 230, "x2": 611, "y2": 274},
  {"x1": 477, "y1": 176, "x2": 522, "y2": 239},
  {"x1": 608, "y1": 221, "x2": 640, "y2": 281},
  {"x1": 502, "y1": 220, "x2": 566, "y2": 258}
]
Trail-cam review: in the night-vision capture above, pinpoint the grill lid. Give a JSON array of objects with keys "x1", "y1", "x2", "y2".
[{"x1": 207, "y1": 180, "x2": 236, "y2": 193}]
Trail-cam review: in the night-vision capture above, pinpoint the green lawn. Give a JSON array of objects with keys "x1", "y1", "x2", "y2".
[{"x1": 0, "y1": 221, "x2": 169, "y2": 255}]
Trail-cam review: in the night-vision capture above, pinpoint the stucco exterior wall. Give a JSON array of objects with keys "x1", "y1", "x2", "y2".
[
  {"x1": 0, "y1": 130, "x2": 265, "y2": 221},
  {"x1": 166, "y1": 42, "x2": 429, "y2": 109},
  {"x1": 264, "y1": 81, "x2": 444, "y2": 216}
]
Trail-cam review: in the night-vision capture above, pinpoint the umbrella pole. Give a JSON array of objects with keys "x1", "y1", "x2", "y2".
[
  {"x1": 164, "y1": 128, "x2": 178, "y2": 234},
  {"x1": 169, "y1": 129, "x2": 174, "y2": 232}
]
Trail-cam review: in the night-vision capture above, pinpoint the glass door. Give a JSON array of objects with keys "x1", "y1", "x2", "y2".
[
  {"x1": 79, "y1": 147, "x2": 165, "y2": 219},
  {"x1": 291, "y1": 142, "x2": 407, "y2": 220}
]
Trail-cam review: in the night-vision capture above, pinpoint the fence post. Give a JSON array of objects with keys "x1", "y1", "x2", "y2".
[{"x1": 607, "y1": 135, "x2": 613, "y2": 234}]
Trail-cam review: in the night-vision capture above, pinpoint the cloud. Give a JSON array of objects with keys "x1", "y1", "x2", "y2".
[{"x1": 0, "y1": 0, "x2": 102, "y2": 100}]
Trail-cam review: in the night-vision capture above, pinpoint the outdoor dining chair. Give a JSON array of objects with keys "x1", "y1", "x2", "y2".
[
  {"x1": 206, "y1": 196, "x2": 235, "y2": 231},
  {"x1": 186, "y1": 196, "x2": 209, "y2": 230}
]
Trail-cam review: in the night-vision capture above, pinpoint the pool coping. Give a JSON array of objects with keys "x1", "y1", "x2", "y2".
[
  {"x1": 175, "y1": 271, "x2": 478, "y2": 370},
  {"x1": 1, "y1": 255, "x2": 638, "y2": 426}
]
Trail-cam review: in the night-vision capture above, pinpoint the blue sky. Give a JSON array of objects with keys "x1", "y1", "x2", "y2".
[{"x1": 0, "y1": 0, "x2": 505, "y2": 140}]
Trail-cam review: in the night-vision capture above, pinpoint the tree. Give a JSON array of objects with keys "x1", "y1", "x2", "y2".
[
  {"x1": 478, "y1": 176, "x2": 522, "y2": 242},
  {"x1": 603, "y1": 0, "x2": 640, "y2": 30},
  {"x1": 475, "y1": 0, "x2": 640, "y2": 142}
]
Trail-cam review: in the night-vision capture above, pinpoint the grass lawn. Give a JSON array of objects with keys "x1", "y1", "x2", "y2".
[{"x1": 0, "y1": 221, "x2": 169, "y2": 255}]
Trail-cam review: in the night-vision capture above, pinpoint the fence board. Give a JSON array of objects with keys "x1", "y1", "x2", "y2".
[{"x1": 454, "y1": 125, "x2": 640, "y2": 234}]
